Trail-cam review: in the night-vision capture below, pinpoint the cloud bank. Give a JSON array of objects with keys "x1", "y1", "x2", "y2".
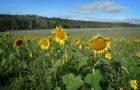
[
  {"x1": 76, "y1": 1, "x2": 129, "y2": 13},
  {"x1": 84, "y1": 17, "x2": 140, "y2": 24}
]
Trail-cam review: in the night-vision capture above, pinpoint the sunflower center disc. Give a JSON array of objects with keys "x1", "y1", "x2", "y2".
[{"x1": 56, "y1": 30, "x2": 65, "y2": 40}]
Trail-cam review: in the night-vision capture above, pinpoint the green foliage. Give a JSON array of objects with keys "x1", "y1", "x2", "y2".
[
  {"x1": 62, "y1": 73, "x2": 84, "y2": 90},
  {"x1": 54, "y1": 87, "x2": 61, "y2": 90},
  {"x1": 107, "y1": 84, "x2": 115, "y2": 90},
  {"x1": 84, "y1": 69, "x2": 102, "y2": 90},
  {"x1": 0, "y1": 32, "x2": 140, "y2": 90},
  {"x1": 51, "y1": 59, "x2": 62, "y2": 73},
  {"x1": 0, "y1": 49, "x2": 3, "y2": 54},
  {"x1": 78, "y1": 56, "x2": 88, "y2": 69}
]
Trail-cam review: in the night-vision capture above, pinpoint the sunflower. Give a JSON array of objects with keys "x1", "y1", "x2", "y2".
[
  {"x1": 79, "y1": 44, "x2": 82, "y2": 49},
  {"x1": 52, "y1": 26, "x2": 68, "y2": 45},
  {"x1": 136, "y1": 52, "x2": 140, "y2": 57},
  {"x1": 13, "y1": 39, "x2": 23, "y2": 48},
  {"x1": 105, "y1": 52, "x2": 112, "y2": 60},
  {"x1": 62, "y1": 59, "x2": 65, "y2": 65},
  {"x1": 48, "y1": 37, "x2": 53, "y2": 43},
  {"x1": 26, "y1": 40, "x2": 30, "y2": 43},
  {"x1": 89, "y1": 34, "x2": 111, "y2": 55},
  {"x1": 29, "y1": 51, "x2": 32, "y2": 58},
  {"x1": 130, "y1": 80, "x2": 138, "y2": 89},
  {"x1": 39, "y1": 38, "x2": 49, "y2": 50},
  {"x1": 0, "y1": 39, "x2": 2, "y2": 43},
  {"x1": 74, "y1": 38, "x2": 80, "y2": 44}
]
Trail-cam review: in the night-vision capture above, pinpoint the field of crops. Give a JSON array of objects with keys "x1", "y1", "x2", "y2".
[
  {"x1": 1, "y1": 27, "x2": 140, "y2": 38},
  {"x1": 0, "y1": 26, "x2": 140, "y2": 90}
]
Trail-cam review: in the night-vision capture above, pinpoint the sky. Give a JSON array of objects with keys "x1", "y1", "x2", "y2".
[{"x1": 0, "y1": 0, "x2": 140, "y2": 24}]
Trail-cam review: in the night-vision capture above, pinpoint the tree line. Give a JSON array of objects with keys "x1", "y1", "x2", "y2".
[{"x1": 0, "y1": 14, "x2": 139, "y2": 32}]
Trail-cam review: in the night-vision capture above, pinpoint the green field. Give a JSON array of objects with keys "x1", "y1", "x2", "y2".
[
  {"x1": 0, "y1": 27, "x2": 140, "y2": 90},
  {"x1": 1, "y1": 27, "x2": 140, "y2": 38}
]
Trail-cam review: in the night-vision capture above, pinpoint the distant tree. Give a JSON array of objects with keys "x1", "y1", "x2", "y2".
[{"x1": 0, "y1": 14, "x2": 139, "y2": 32}]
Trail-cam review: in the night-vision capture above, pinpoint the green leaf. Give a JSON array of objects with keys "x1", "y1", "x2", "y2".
[
  {"x1": 78, "y1": 57, "x2": 88, "y2": 69},
  {"x1": 2, "y1": 58, "x2": 6, "y2": 66},
  {"x1": 22, "y1": 61, "x2": 27, "y2": 69},
  {"x1": 54, "y1": 87, "x2": 61, "y2": 90},
  {"x1": 84, "y1": 69, "x2": 102, "y2": 90},
  {"x1": 0, "y1": 49, "x2": 3, "y2": 54},
  {"x1": 9, "y1": 53, "x2": 15, "y2": 60},
  {"x1": 70, "y1": 50, "x2": 82, "y2": 58},
  {"x1": 67, "y1": 76, "x2": 84, "y2": 90},
  {"x1": 44, "y1": 52, "x2": 50, "y2": 57},
  {"x1": 107, "y1": 84, "x2": 115, "y2": 90},
  {"x1": 101, "y1": 59, "x2": 111, "y2": 65},
  {"x1": 62, "y1": 73, "x2": 84, "y2": 90},
  {"x1": 51, "y1": 59, "x2": 62, "y2": 73},
  {"x1": 62, "y1": 73, "x2": 75, "y2": 86}
]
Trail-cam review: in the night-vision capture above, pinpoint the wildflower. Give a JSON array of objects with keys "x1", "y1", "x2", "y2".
[
  {"x1": 74, "y1": 38, "x2": 80, "y2": 44},
  {"x1": 29, "y1": 52, "x2": 32, "y2": 58},
  {"x1": 62, "y1": 59, "x2": 65, "y2": 65},
  {"x1": 105, "y1": 52, "x2": 112, "y2": 60},
  {"x1": 52, "y1": 26, "x2": 68, "y2": 45},
  {"x1": 13, "y1": 39, "x2": 23, "y2": 48},
  {"x1": 130, "y1": 80, "x2": 138, "y2": 89},
  {"x1": 48, "y1": 37, "x2": 53, "y2": 43},
  {"x1": 39, "y1": 38, "x2": 49, "y2": 50},
  {"x1": 89, "y1": 34, "x2": 111, "y2": 55},
  {"x1": 85, "y1": 45, "x2": 90, "y2": 49},
  {"x1": 26, "y1": 40, "x2": 30, "y2": 43},
  {"x1": 79, "y1": 44, "x2": 82, "y2": 49},
  {"x1": 119, "y1": 87, "x2": 124, "y2": 90},
  {"x1": 136, "y1": 52, "x2": 140, "y2": 57}
]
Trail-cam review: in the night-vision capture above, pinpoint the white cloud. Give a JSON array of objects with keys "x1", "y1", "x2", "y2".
[
  {"x1": 70, "y1": 10, "x2": 94, "y2": 14},
  {"x1": 56, "y1": 14, "x2": 78, "y2": 19},
  {"x1": 84, "y1": 16, "x2": 140, "y2": 24},
  {"x1": 77, "y1": 1, "x2": 129, "y2": 13},
  {"x1": 2, "y1": 12, "x2": 26, "y2": 15}
]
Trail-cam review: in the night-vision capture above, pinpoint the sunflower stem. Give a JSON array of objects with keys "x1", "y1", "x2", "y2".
[
  {"x1": 121, "y1": 66, "x2": 129, "y2": 74},
  {"x1": 16, "y1": 48, "x2": 20, "y2": 56},
  {"x1": 64, "y1": 46, "x2": 69, "y2": 73},
  {"x1": 65, "y1": 50, "x2": 67, "y2": 62},
  {"x1": 92, "y1": 59, "x2": 101, "y2": 74}
]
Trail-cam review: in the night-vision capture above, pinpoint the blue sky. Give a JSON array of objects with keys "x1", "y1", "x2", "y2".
[{"x1": 0, "y1": 0, "x2": 140, "y2": 24}]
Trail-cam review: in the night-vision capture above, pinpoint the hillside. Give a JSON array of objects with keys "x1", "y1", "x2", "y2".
[{"x1": 0, "y1": 14, "x2": 139, "y2": 32}]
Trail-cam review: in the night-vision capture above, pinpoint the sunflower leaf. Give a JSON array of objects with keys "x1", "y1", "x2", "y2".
[
  {"x1": 22, "y1": 61, "x2": 27, "y2": 69},
  {"x1": 62, "y1": 73, "x2": 75, "y2": 86},
  {"x1": 84, "y1": 69, "x2": 102, "y2": 89},
  {"x1": 62, "y1": 73, "x2": 84, "y2": 90},
  {"x1": 9, "y1": 53, "x2": 15, "y2": 60},
  {"x1": 101, "y1": 59, "x2": 111, "y2": 66},
  {"x1": 54, "y1": 87, "x2": 61, "y2": 90},
  {"x1": 2, "y1": 58, "x2": 6, "y2": 66},
  {"x1": 0, "y1": 49, "x2": 3, "y2": 54},
  {"x1": 51, "y1": 59, "x2": 61, "y2": 73},
  {"x1": 67, "y1": 76, "x2": 84, "y2": 90},
  {"x1": 70, "y1": 50, "x2": 82, "y2": 58},
  {"x1": 78, "y1": 56, "x2": 88, "y2": 69},
  {"x1": 107, "y1": 84, "x2": 115, "y2": 90}
]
